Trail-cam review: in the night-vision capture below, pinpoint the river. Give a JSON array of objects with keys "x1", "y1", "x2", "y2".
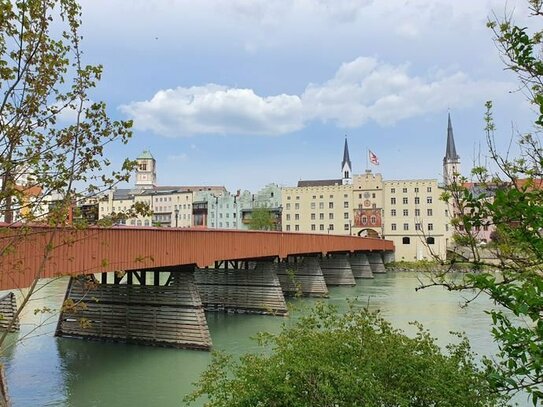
[{"x1": 0, "y1": 272, "x2": 531, "y2": 406}]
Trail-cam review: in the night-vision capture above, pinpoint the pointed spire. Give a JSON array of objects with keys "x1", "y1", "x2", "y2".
[
  {"x1": 342, "y1": 137, "x2": 352, "y2": 169},
  {"x1": 445, "y1": 113, "x2": 459, "y2": 161}
]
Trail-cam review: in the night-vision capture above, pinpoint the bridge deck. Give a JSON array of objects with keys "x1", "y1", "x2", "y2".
[{"x1": 0, "y1": 226, "x2": 393, "y2": 290}]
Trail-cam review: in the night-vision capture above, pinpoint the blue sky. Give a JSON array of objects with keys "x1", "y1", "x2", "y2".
[{"x1": 77, "y1": 0, "x2": 534, "y2": 191}]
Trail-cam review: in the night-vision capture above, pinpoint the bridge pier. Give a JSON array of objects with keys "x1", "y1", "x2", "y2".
[
  {"x1": 383, "y1": 251, "x2": 395, "y2": 264},
  {"x1": 349, "y1": 253, "x2": 374, "y2": 279},
  {"x1": 368, "y1": 252, "x2": 387, "y2": 274},
  {"x1": 0, "y1": 292, "x2": 19, "y2": 332},
  {"x1": 319, "y1": 254, "x2": 356, "y2": 286},
  {"x1": 194, "y1": 260, "x2": 288, "y2": 316},
  {"x1": 277, "y1": 256, "x2": 329, "y2": 297},
  {"x1": 55, "y1": 268, "x2": 212, "y2": 350}
]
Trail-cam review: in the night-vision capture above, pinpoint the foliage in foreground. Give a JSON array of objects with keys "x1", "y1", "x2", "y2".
[
  {"x1": 248, "y1": 207, "x2": 275, "y2": 231},
  {"x1": 431, "y1": 2, "x2": 543, "y2": 403},
  {"x1": 186, "y1": 304, "x2": 507, "y2": 407}
]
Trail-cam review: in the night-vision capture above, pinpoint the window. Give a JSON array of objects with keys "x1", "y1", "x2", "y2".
[
  {"x1": 319, "y1": 213, "x2": 324, "y2": 220},
  {"x1": 319, "y1": 202, "x2": 324, "y2": 209},
  {"x1": 427, "y1": 208, "x2": 433, "y2": 216},
  {"x1": 295, "y1": 214, "x2": 300, "y2": 220},
  {"x1": 311, "y1": 202, "x2": 316, "y2": 209},
  {"x1": 426, "y1": 237, "x2": 435, "y2": 245},
  {"x1": 344, "y1": 224, "x2": 350, "y2": 230},
  {"x1": 414, "y1": 197, "x2": 420, "y2": 205},
  {"x1": 286, "y1": 225, "x2": 291, "y2": 231},
  {"x1": 402, "y1": 237, "x2": 411, "y2": 244},
  {"x1": 362, "y1": 216, "x2": 367, "y2": 224},
  {"x1": 403, "y1": 209, "x2": 409, "y2": 216},
  {"x1": 415, "y1": 208, "x2": 420, "y2": 217},
  {"x1": 427, "y1": 197, "x2": 433, "y2": 204},
  {"x1": 296, "y1": 196, "x2": 300, "y2": 200},
  {"x1": 483, "y1": 225, "x2": 489, "y2": 231},
  {"x1": 344, "y1": 194, "x2": 348, "y2": 198},
  {"x1": 402, "y1": 187, "x2": 407, "y2": 193},
  {"x1": 391, "y1": 209, "x2": 396, "y2": 216},
  {"x1": 311, "y1": 224, "x2": 316, "y2": 231},
  {"x1": 311, "y1": 213, "x2": 316, "y2": 220},
  {"x1": 414, "y1": 187, "x2": 419, "y2": 193},
  {"x1": 344, "y1": 212, "x2": 349, "y2": 219},
  {"x1": 415, "y1": 223, "x2": 421, "y2": 231},
  {"x1": 370, "y1": 216, "x2": 376, "y2": 224},
  {"x1": 329, "y1": 224, "x2": 334, "y2": 231},
  {"x1": 391, "y1": 188, "x2": 396, "y2": 193},
  {"x1": 320, "y1": 195, "x2": 323, "y2": 199},
  {"x1": 372, "y1": 192, "x2": 376, "y2": 198},
  {"x1": 428, "y1": 223, "x2": 434, "y2": 231},
  {"x1": 286, "y1": 203, "x2": 291, "y2": 210},
  {"x1": 329, "y1": 202, "x2": 334, "y2": 209},
  {"x1": 391, "y1": 223, "x2": 397, "y2": 231},
  {"x1": 287, "y1": 196, "x2": 291, "y2": 200},
  {"x1": 427, "y1": 187, "x2": 432, "y2": 192},
  {"x1": 295, "y1": 203, "x2": 300, "y2": 209},
  {"x1": 391, "y1": 197, "x2": 396, "y2": 205},
  {"x1": 445, "y1": 224, "x2": 449, "y2": 232},
  {"x1": 312, "y1": 195, "x2": 316, "y2": 199},
  {"x1": 144, "y1": 220, "x2": 149, "y2": 226},
  {"x1": 139, "y1": 163, "x2": 147, "y2": 171},
  {"x1": 359, "y1": 193, "x2": 363, "y2": 198},
  {"x1": 329, "y1": 213, "x2": 334, "y2": 220},
  {"x1": 330, "y1": 195, "x2": 333, "y2": 199},
  {"x1": 403, "y1": 223, "x2": 409, "y2": 231},
  {"x1": 344, "y1": 201, "x2": 349, "y2": 208},
  {"x1": 402, "y1": 197, "x2": 408, "y2": 204},
  {"x1": 295, "y1": 225, "x2": 299, "y2": 231},
  {"x1": 320, "y1": 224, "x2": 325, "y2": 231}
]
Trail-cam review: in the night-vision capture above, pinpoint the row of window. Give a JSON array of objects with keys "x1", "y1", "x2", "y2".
[
  {"x1": 210, "y1": 212, "x2": 237, "y2": 219},
  {"x1": 390, "y1": 197, "x2": 432, "y2": 205},
  {"x1": 286, "y1": 193, "x2": 350, "y2": 200},
  {"x1": 390, "y1": 187, "x2": 432, "y2": 194},
  {"x1": 391, "y1": 223, "x2": 434, "y2": 231},
  {"x1": 390, "y1": 208, "x2": 433, "y2": 217},
  {"x1": 286, "y1": 202, "x2": 349, "y2": 210},
  {"x1": 401, "y1": 236, "x2": 435, "y2": 245},
  {"x1": 285, "y1": 224, "x2": 351, "y2": 231},
  {"x1": 285, "y1": 212, "x2": 350, "y2": 221}
]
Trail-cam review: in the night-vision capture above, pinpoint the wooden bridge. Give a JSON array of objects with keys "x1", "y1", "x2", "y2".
[{"x1": 0, "y1": 226, "x2": 394, "y2": 350}]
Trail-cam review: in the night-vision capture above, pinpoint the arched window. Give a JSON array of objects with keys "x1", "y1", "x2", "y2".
[
  {"x1": 361, "y1": 216, "x2": 367, "y2": 224},
  {"x1": 136, "y1": 220, "x2": 142, "y2": 226},
  {"x1": 426, "y1": 236, "x2": 435, "y2": 245},
  {"x1": 402, "y1": 237, "x2": 410, "y2": 245},
  {"x1": 370, "y1": 216, "x2": 376, "y2": 224},
  {"x1": 144, "y1": 220, "x2": 150, "y2": 226}
]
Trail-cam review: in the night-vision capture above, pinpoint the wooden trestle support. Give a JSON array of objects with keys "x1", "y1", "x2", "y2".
[
  {"x1": 349, "y1": 253, "x2": 374, "y2": 279},
  {"x1": 0, "y1": 292, "x2": 19, "y2": 332},
  {"x1": 319, "y1": 254, "x2": 356, "y2": 286},
  {"x1": 276, "y1": 256, "x2": 329, "y2": 297},
  {"x1": 55, "y1": 270, "x2": 212, "y2": 350},
  {"x1": 368, "y1": 252, "x2": 387, "y2": 274},
  {"x1": 194, "y1": 260, "x2": 288, "y2": 316}
]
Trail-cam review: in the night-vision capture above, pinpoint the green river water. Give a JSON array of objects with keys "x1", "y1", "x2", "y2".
[{"x1": 0, "y1": 272, "x2": 531, "y2": 406}]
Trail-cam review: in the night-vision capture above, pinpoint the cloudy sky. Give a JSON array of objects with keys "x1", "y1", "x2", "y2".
[{"x1": 77, "y1": 0, "x2": 534, "y2": 191}]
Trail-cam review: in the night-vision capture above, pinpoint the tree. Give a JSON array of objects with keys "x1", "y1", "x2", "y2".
[
  {"x1": 430, "y1": 2, "x2": 543, "y2": 403},
  {"x1": 186, "y1": 303, "x2": 507, "y2": 407},
  {"x1": 248, "y1": 207, "x2": 274, "y2": 230},
  {"x1": 0, "y1": 0, "x2": 138, "y2": 349}
]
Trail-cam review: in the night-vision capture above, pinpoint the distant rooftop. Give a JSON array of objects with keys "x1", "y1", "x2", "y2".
[
  {"x1": 297, "y1": 179, "x2": 342, "y2": 187},
  {"x1": 138, "y1": 150, "x2": 154, "y2": 160}
]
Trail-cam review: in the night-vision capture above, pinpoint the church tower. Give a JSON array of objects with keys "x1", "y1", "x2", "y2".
[
  {"x1": 341, "y1": 137, "x2": 352, "y2": 185},
  {"x1": 443, "y1": 113, "x2": 461, "y2": 186},
  {"x1": 135, "y1": 150, "x2": 156, "y2": 190}
]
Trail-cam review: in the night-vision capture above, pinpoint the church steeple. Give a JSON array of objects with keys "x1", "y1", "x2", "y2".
[
  {"x1": 341, "y1": 137, "x2": 352, "y2": 185},
  {"x1": 443, "y1": 113, "x2": 460, "y2": 186}
]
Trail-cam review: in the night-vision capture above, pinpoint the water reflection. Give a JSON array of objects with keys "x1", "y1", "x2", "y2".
[{"x1": 0, "y1": 273, "x2": 531, "y2": 407}]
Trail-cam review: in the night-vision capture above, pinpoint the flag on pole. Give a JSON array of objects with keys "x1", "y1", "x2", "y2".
[{"x1": 369, "y1": 150, "x2": 379, "y2": 165}]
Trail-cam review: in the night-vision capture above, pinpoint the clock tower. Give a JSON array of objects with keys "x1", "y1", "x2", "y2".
[{"x1": 135, "y1": 150, "x2": 156, "y2": 190}]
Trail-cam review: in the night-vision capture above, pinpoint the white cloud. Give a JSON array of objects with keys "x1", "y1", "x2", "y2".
[{"x1": 120, "y1": 57, "x2": 512, "y2": 137}]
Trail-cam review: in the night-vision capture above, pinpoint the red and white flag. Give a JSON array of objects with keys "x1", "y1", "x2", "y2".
[{"x1": 369, "y1": 150, "x2": 379, "y2": 165}]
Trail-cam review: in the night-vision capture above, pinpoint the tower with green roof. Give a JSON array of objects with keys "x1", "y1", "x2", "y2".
[{"x1": 135, "y1": 150, "x2": 156, "y2": 189}]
